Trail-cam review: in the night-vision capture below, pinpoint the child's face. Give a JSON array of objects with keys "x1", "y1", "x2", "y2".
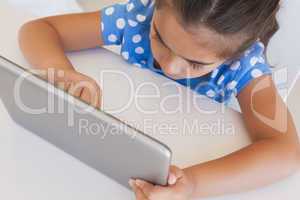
[{"x1": 150, "y1": 6, "x2": 227, "y2": 80}]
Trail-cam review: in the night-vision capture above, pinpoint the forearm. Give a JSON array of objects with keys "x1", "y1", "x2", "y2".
[
  {"x1": 184, "y1": 138, "x2": 300, "y2": 198},
  {"x1": 19, "y1": 19, "x2": 74, "y2": 71}
]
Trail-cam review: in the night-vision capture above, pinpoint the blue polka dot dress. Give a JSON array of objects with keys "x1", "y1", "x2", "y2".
[{"x1": 100, "y1": 0, "x2": 272, "y2": 103}]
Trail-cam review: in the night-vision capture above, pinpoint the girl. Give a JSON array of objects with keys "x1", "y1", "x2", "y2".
[{"x1": 19, "y1": 0, "x2": 300, "y2": 199}]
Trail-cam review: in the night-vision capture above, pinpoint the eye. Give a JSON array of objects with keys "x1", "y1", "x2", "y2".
[
  {"x1": 155, "y1": 32, "x2": 164, "y2": 44},
  {"x1": 189, "y1": 62, "x2": 204, "y2": 70}
]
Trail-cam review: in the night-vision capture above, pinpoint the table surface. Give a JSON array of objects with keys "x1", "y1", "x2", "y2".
[{"x1": 0, "y1": 2, "x2": 300, "y2": 200}]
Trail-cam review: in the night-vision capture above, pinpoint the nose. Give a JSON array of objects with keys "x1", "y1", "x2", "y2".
[{"x1": 163, "y1": 57, "x2": 186, "y2": 76}]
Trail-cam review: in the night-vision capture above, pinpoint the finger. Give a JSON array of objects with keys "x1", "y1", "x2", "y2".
[
  {"x1": 136, "y1": 180, "x2": 174, "y2": 200},
  {"x1": 80, "y1": 84, "x2": 93, "y2": 104},
  {"x1": 81, "y1": 88, "x2": 91, "y2": 104},
  {"x1": 93, "y1": 85, "x2": 102, "y2": 109},
  {"x1": 81, "y1": 82, "x2": 101, "y2": 109},
  {"x1": 56, "y1": 81, "x2": 71, "y2": 92},
  {"x1": 135, "y1": 179, "x2": 156, "y2": 198},
  {"x1": 168, "y1": 166, "x2": 184, "y2": 185},
  {"x1": 81, "y1": 87, "x2": 101, "y2": 109},
  {"x1": 68, "y1": 82, "x2": 83, "y2": 98},
  {"x1": 129, "y1": 180, "x2": 148, "y2": 200}
]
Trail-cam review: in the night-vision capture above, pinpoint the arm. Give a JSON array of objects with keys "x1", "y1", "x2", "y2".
[
  {"x1": 19, "y1": 12, "x2": 104, "y2": 108},
  {"x1": 19, "y1": 11, "x2": 103, "y2": 70},
  {"x1": 130, "y1": 75, "x2": 300, "y2": 199},
  {"x1": 184, "y1": 75, "x2": 300, "y2": 198}
]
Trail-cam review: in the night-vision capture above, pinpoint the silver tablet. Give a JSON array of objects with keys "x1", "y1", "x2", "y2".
[{"x1": 0, "y1": 55, "x2": 172, "y2": 189}]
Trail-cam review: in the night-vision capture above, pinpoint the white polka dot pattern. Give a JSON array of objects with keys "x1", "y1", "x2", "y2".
[
  {"x1": 244, "y1": 49, "x2": 251, "y2": 56},
  {"x1": 257, "y1": 42, "x2": 264, "y2": 49},
  {"x1": 127, "y1": 3, "x2": 135, "y2": 12},
  {"x1": 136, "y1": 14, "x2": 146, "y2": 22},
  {"x1": 140, "y1": 0, "x2": 149, "y2": 6},
  {"x1": 251, "y1": 69, "x2": 263, "y2": 78},
  {"x1": 230, "y1": 61, "x2": 240, "y2": 71},
  {"x1": 116, "y1": 18, "x2": 126, "y2": 29},
  {"x1": 108, "y1": 34, "x2": 117, "y2": 42},
  {"x1": 105, "y1": 7, "x2": 115, "y2": 16},
  {"x1": 206, "y1": 90, "x2": 216, "y2": 98},
  {"x1": 211, "y1": 69, "x2": 219, "y2": 78},
  {"x1": 135, "y1": 47, "x2": 144, "y2": 54},
  {"x1": 258, "y1": 56, "x2": 265, "y2": 63},
  {"x1": 128, "y1": 19, "x2": 138, "y2": 27},
  {"x1": 100, "y1": 1, "x2": 271, "y2": 103},
  {"x1": 250, "y1": 56, "x2": 259, "y2": 66},
  {"x1": 132, "y1": 34, "x2": 142, "y2": 43},
  {"x1": 217, "y1": 75, "x2": 225, "y2": 85},
  {"x1": 227, "y1": 81, "x2": 238, "y2": 90}
]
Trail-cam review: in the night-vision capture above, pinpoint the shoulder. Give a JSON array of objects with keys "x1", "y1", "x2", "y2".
[
  {"x1": 232, "y1": 41, "x2": 272, "y2": 94},
  {"x1": 206, "y1": 41, "x2": 272, "y2": 103},
  {"x1": 100, "y1": 0, "x2": 154, "y2": 45}
]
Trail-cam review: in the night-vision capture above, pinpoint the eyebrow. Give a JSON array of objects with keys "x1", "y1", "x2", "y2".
[{"x1": 153, "y1": 22, "x2": 215, "y2": 66}]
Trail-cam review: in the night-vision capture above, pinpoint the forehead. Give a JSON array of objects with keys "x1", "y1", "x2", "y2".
[{"x1": 153, "y1": 6, "x2": 225, "y2": 62}]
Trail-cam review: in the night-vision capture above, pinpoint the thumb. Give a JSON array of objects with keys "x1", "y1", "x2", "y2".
[
  {"x1": 168, "y1": 165, "x2": 184, "y2": 185},
  {"x1": 135, "y1": 179, "x2": 155, "y2": 198}
]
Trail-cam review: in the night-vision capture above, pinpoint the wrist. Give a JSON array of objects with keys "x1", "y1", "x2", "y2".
[{"x1": 183, "y1": 168, "x2": 197, "y2": 198}]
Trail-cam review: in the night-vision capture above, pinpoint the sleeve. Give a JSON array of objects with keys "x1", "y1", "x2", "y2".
[
  {"x1": 235, "y1": 54, "x2": 272, "y2": 94},
  {"x1": 100, "y1": 3, "x2": 128, "y2": 45},
  {"x1": 220, "y1": 41, "x2": 273, "y2": 97}
]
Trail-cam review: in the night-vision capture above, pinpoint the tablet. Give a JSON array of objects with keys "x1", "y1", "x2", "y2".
[{"x1": 0, "y1": 55, "x2": 172, "y2": 189}]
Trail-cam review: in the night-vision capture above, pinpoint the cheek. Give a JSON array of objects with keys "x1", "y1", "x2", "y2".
[{"x1": 150, "y1": 37, "x2": 169, "y2": 62}]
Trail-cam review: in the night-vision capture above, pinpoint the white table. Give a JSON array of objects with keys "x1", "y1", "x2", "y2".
[{"x1": 0, "y1": 2, "x2": 300, "y2": 200}]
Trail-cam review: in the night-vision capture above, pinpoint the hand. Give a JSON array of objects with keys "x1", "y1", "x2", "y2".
[
  {"x1": 42, "y1": 69, "x2": 102, "y2": 109},
  {"x1": 129, "y1": 166, "x2": 195, "y2": 200}
]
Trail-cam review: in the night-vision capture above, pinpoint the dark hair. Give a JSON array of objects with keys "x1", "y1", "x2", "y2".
[{"x1": 156, "y1": 0, "x2": 280, "y2": 58}]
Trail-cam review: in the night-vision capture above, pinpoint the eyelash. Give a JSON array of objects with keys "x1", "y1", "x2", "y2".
[
  {"x1": 190, "y1": 62, "x2": 204, "y2": 70},
  {"x1": 155, "y1": 31, "x2": 165, "y2": 45},
  {"x1": 156, "y1": 38, "x2": 204, "y2": 70}
]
